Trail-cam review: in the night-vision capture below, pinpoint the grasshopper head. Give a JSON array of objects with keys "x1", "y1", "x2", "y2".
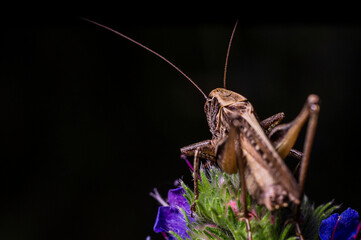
[
  {"x1": 204, "y1": 88, "x2": 248, "y2": 136},
  {"x1": 208, "y1": 88, "x2": 247, "y2": 106}
]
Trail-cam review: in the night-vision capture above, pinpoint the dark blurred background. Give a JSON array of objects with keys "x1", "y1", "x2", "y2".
[{"x1": 1, "y1": 15, "x2": 361, "y2": 239}]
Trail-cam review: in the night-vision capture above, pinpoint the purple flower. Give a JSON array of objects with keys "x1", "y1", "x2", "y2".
[
  {"x1": 152, "y1": 188, "x2": 194, "y2": 240},
  {"x1": 319, "y1": 208, "x2": 361, "y2": 240}
]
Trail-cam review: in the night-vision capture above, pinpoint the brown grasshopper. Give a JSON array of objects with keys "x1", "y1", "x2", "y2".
[
  {"x1": 180, "y1": 23, "x2": 319, "y2": 240},
  {"x1": 83, "y1": 19, "x2": 319, "y2": 240},
  {"x1": 181, "y1": 88, "x2": 319, "y2": 239}
]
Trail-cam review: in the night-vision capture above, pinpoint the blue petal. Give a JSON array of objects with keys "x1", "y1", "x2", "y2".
[
  {"x1": 336, "y1": 208, "x2": 359, "y2": 240},
  {"x1": 153, "y1": 206, "x2": 190, "y2": 239},
  {"x1": 168, "y1": 188, "x2": 191, "y2": 215},
  {"x1": 319, "y1": 208, "x2": 360, "y2": 240},
  {"x1": 320, "y1": 213, "x2": 339, "y2": 240}
]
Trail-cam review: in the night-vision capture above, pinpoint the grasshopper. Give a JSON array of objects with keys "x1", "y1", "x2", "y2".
[{"x1": 83, "y1": 19, "x2": 319, "y2": 240}]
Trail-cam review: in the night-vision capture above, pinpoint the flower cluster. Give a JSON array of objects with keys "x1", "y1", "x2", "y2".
[{"x1": 149, "y1": 166, "x2": 356, "y2": 240}]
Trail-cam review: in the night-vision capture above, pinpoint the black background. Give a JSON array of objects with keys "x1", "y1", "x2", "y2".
[{"x1": 1, "y1": 15, "x2": 361, "y2": 239}]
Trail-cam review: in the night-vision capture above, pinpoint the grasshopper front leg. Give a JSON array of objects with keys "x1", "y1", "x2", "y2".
[
  {"x1": 181, "y1": 140, "x2": 216, "y2": 216},
  {"x1": 191, "y1": 147, "x2": 200, "y2": 216},
  {"x1": 181, "y1": 133, "x2": 253, "y2": 239},
  {"x1": 180, "y1": 140, "x2": 216, "y2": 162}
]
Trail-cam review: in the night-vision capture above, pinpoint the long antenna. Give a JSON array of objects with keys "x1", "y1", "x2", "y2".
[
  {"x1": 223, "y1": 20, "x2": 238, "y2": 89},
  {"x1": 81, "y1": 18, "x2": 208, "y2": 100}
]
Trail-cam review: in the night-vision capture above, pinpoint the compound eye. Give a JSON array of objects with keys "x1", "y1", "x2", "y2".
[
  {"x1": 204, "y1": 98, "x2": 213, "y2": 112},
  {"x1": 205, "y1": 98, "x2": 212, "y2": 106}
]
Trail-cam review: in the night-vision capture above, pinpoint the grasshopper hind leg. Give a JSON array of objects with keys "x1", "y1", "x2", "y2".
[{"x1": 268, "y1": 95, "x2": 320, "y2": 239}]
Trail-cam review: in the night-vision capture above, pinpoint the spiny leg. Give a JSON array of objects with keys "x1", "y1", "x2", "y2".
[
  {"x1": 296, "y1": 95, "x2": 320, "y2": 216},
  {"x1": 236, "y1": 153, "x2": 253, "y2": 240},
  {"x1": 289, "y1": 95, "x2": 319, "y2": 240},
  {"x1": 260, "y1": 112, "x2": 285, "y2": 135},
  {"x1": 232, "y1": 122, "x2": 253, "y2": 240},
  {"x1": 215, "y1": 122, "x2": 253, "y2": 239},
  {"x1": 268, "y1": 95, "x2": 320, "y2": 238},
  {"x1": 191, "y1": 147, "x2": 200, "y2": 217},
  {"x1": 298, "y1": 95, "x2": 319, "y2": 198},
  {"x1": 180, "y1": 140, "x2": 216, "y2": 217},
  {"x1": 180, "y1": 139, "x2": 216, "y2": 162}
]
